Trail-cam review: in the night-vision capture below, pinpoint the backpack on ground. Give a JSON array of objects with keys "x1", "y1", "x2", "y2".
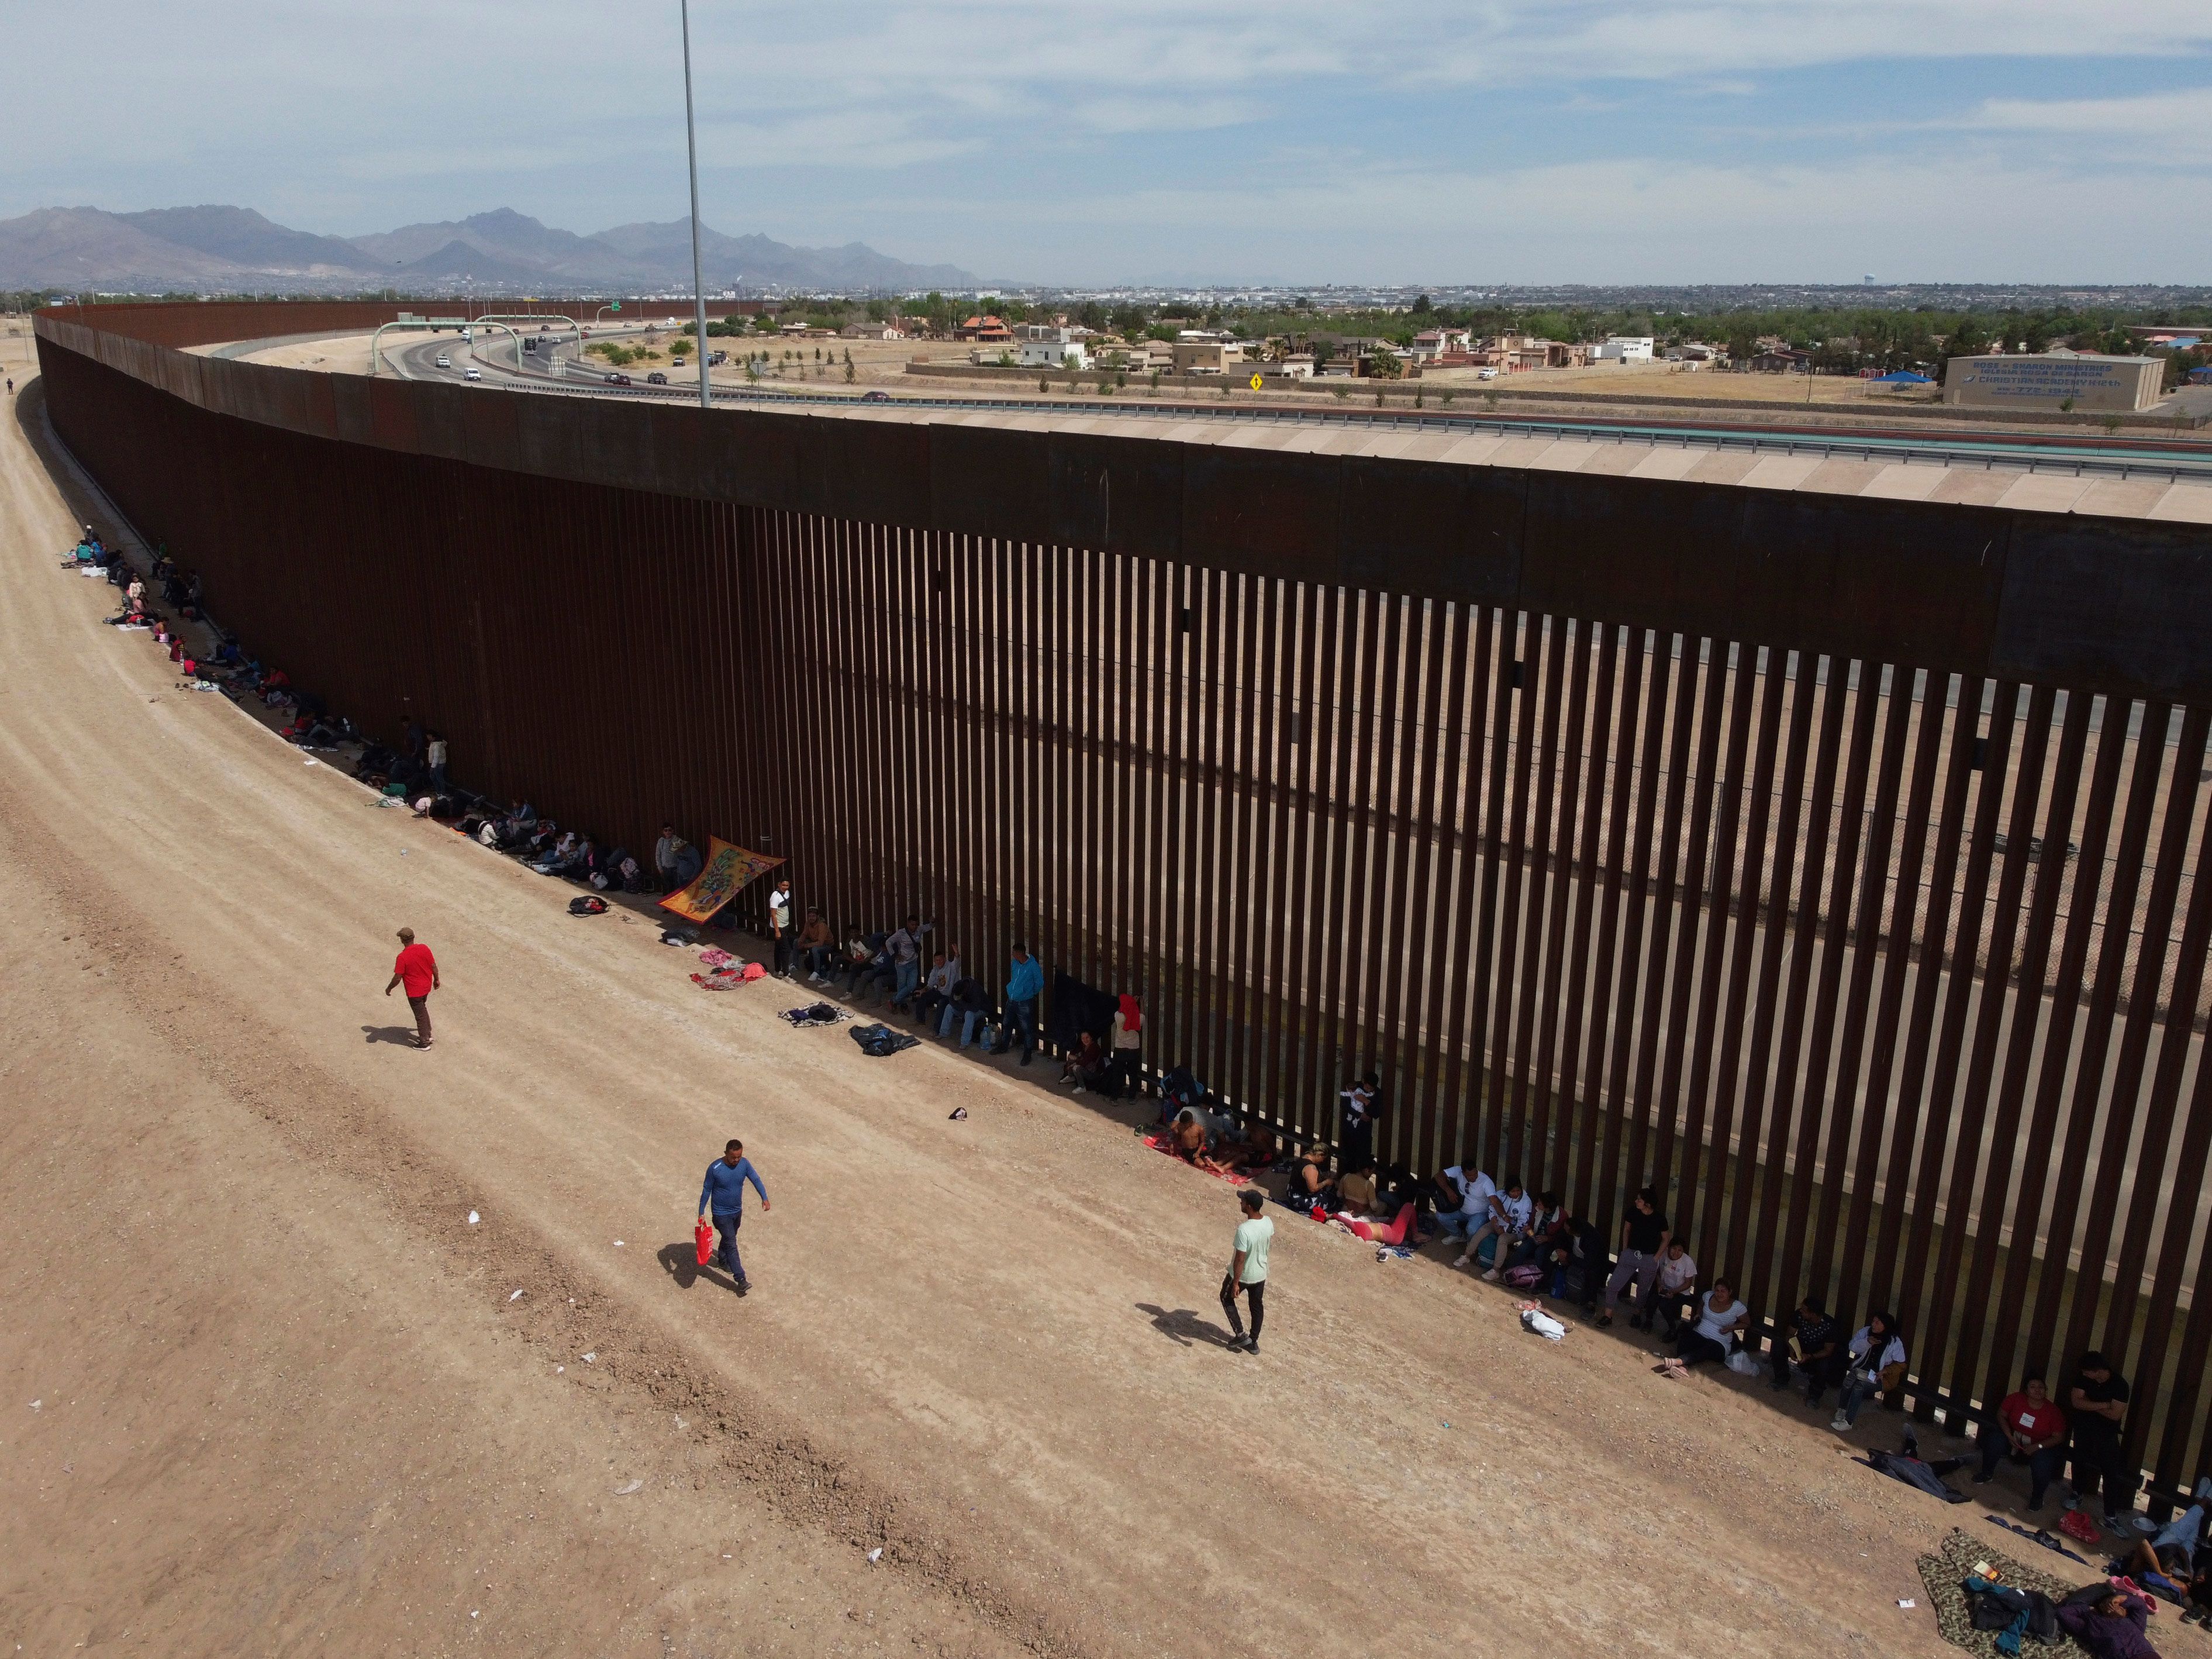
[{"x1": 568, "y1": 895, "x2": 609, "y2": 916}]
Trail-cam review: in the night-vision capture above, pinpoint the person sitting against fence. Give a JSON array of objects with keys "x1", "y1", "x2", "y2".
[
  {"x1": 2055, "y1": 1582, "x2": 2158, "y2": 1659},
  {"x1": 1669, "y1": 1277, "x2": 1749, "y2": 1370},
  {"x1": 938, "y1": 974, "x2": 993, "y2": 1048},
  {"x1": 1769, "y1": 1293, "x2": 1843, "y2": 1405},
  {"x1": 1460, "y1": 1176, "x2": 1534, "y2": 1278},
  {"x1": 796, "y1": 908, "x2": 837, "y2": 984},
  {"x1": 1158, "y1": 1061, "x2": 1205, "y2": 1126},
  {"x1": 1648, "y1": 1240, "x2": 1702, "y2": 1340},
  {"x1": 871, "y1": 915, "x2": 922, "y2": 1007},
  {"x1": 1519, "y1": 1195, "x2": 1576, "y2": 1282},
  {"x1": 1830, "y1": 1312, "x2": 1908, "y2": 1432},
  {"x1": 1060, "y1": 1029, "x2": 1110, "y2": 1094},
  {"x1": 837, "y1": 926, "x2": 875, "y2": 992},
  {"x1": 1288, "y1": 1144, "x2": 1338, "y2": 1213},
  {"x1": 1423, "y1": 1163, "x2": 1495, "y2": 1247},
  {"x1": 909, "y1": 949, "x2": 959, "y2": 1025},
  {"x1": 528, "y1": 831, "x2": 585, "y2": 876},
  {"x1": 1969, "y1": 1373, "x2": 2069, "y2": 1512}
]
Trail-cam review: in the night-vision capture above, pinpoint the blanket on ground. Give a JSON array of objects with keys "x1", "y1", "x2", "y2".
[
  {"x1": 1138, "y1": 1133, "x2": 1252, "y2": 1187},
  {"x1": 779, "y1": 1003, "x2": 850, "y2": 1027},
  {"x1": 1917, "y1": 1526, "x2": 2090, "y2": 1658}
]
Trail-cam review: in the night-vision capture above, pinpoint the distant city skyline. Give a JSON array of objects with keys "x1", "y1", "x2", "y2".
[{"x1": 5, "y1": 1, "x2": 2210, "y2": 284}]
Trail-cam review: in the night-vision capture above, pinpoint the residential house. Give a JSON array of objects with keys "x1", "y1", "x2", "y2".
[
  {"x1": 1749, "y1": 349, "x2": 1812, "y2": 373},
  {"x1": 1173, "y1": 339, "x2": 1245, "y2": 375},
  {"x1": 1016, "y1": 337, "x2": 1089, "y2": 370},
  {"x1": 955, "y1": 315, "x2": 1012, "y2": 343},
  {"x1": 1409, "y1": 328, "x2": 1472, "y2": 363}
]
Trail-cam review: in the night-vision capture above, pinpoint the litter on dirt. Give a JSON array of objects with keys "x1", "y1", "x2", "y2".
[{"x1": 613, "y1": 1479, "x2": 643, "y2": 1496}]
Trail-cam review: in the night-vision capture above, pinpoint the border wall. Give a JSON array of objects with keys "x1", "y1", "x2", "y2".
[{"x1": 33, "y1": 303, "x2": 2212, "y2": 1495}]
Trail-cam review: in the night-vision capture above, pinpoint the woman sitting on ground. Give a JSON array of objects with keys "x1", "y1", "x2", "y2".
[
  {"x1": 1288, "y1": 1144, "x2": 1338, "y2": 1212},
  {"x1": 1060, "y1": 1030, "x2": 1109, "y2": 1093},
  {"x1": 1671, "y1": 1278, "x2": 1749, "y2": 1368},
  {"x1": 1831, "y1": 1313, "x2": 1909, "y2": 1432}
]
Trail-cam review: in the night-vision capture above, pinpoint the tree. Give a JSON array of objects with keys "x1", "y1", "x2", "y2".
[
  {"x1": 844, "y1": 356, "x2": 857, "y2": 384},
  {"x1": 1941, "y1": 318, "x2": 1990, "y2": 365},
  {"x1": 1366, "y1": 349, "x2": 1404, "y2": 381},
  {"x1": 1412, "y1": 293, "x2": 1433, "y2": 316}
]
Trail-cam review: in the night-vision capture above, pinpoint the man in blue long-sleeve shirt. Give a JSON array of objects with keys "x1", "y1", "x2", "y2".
[
  {"x1": 994, "y1": 944, "x2": 1043, "y2": 1065},
  {"x1": 698, "y1": 1140, "x2": 770, "y2": 1295}
]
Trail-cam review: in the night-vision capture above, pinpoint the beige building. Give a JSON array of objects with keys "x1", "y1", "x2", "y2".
[
  {"x1": 1944, "y1": 353, "x2": 2164, "y2": 412},
  {"x1": 1172, "y1": 339, "x2": 1244, "y2": 375}
]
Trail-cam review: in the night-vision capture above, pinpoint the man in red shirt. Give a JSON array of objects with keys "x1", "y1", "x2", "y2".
[
  {"x1": 1973, "y1": 1372, "x2": 2069, "y2": 1511},
  {"x1": 384, "y1": 927, "x2": 441, "y2": 1050}
]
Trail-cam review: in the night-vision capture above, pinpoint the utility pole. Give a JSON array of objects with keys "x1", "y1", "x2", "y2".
[{"x1": 681, "y1": 0, "x2": 710, "y2": 412}]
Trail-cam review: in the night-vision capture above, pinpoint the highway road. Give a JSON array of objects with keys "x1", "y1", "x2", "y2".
[{"x1": 370, "y1": 323, "x2": 2212, "y2": 487}]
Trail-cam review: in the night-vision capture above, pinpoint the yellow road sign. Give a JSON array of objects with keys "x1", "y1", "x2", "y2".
[{"x1": 1249, "y1": 373, "x2": 1264, "y2": 390}]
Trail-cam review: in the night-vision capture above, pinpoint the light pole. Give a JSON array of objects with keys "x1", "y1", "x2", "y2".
[{"x1": 681, "y1": 0, "x2": 710, "y2": 411}]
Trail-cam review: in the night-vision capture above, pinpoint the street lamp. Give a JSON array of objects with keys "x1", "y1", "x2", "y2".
[{"x1": 680, "y1": 0, "x2": 710, "y2": 411}]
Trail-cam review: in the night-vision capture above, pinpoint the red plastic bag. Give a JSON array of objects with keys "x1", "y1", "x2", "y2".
[
  {"x1": 2058, "y1": 1508, "x2": 2101, "y2": 1544},
  {"x1": 695, "y1": 1217, "x2": 715, "y2": 1267}
]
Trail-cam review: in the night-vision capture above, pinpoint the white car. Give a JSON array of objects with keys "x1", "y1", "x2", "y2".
[
  {"x1": 435, "y1": 354, "x2": 451, "y2": 369},
  {"x1": 1476, "y1": 367, "x2": 1498, "y2": 381},
  {"x1": 463, "y1": 367, "x2": 482, "y2": 381}
]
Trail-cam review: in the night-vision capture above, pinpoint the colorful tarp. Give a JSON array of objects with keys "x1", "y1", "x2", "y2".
[{"x1": 657, "y1": 837, "x2": 783, "y2": 923}]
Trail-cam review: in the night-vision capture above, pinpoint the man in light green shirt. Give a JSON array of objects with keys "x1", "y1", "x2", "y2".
[{"x1": 1221, "y1": 1188, "x2": 1273, "y2": 1355}]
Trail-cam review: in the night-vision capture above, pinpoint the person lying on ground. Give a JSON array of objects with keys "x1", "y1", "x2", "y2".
[
  {"x1": 1424, "y1": 1163, "x2": 1495, "y2": 1246},
  {"x1": 1060, "y1": 1030, "x2": 1109, "y2": 1093},
  {"x1": 1771, "y1": 1293, "x2": 1842, "y2": 1405},
  {"x1": 1831, "y1": 1312, "x2": 1907, "y2": 1431},
  {"x1": 796, "y1": 908, "x2": 837, "y2": 984},
  {"x1": 2118, "y1": 1517, "x2": 2203, "y2": 1601},
  {"x1": 2055, "y1": 1583, "x2": 2159, "y2": 1659},
  {"x1": 1214, "y1": 1123, "x2": 1278, "y2": 1174},
  {"x1": 1463, "y1": 1177, "x2": 1535, "y2": 1277},
  {"x1": 1336, "y1": 1202, "x2": 1420, "y2": 1245},
  {"x1": 1648, "y1": 1240, "x2": 1701, "y2": 1339},
  {"x1": 1670, "y1": 1278, "x2": 1749, "y2": 1368},
  {"x1": 1971, "y1": 1372, "x2": 2069, "y2": 1511}
]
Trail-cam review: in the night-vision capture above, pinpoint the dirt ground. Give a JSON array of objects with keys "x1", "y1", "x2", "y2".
[{"x1": 0, "y1": 361, "x2": 2125, "y2": 1659}]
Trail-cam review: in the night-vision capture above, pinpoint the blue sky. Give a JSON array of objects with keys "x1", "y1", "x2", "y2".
[{"x1": 6, "y1": 0, "x2": 2211, "y2": 282}]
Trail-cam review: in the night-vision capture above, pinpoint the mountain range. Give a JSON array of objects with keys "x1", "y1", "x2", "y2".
[{"x1": 0, "y1": 205, "x2": 980, "y2": 295}]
